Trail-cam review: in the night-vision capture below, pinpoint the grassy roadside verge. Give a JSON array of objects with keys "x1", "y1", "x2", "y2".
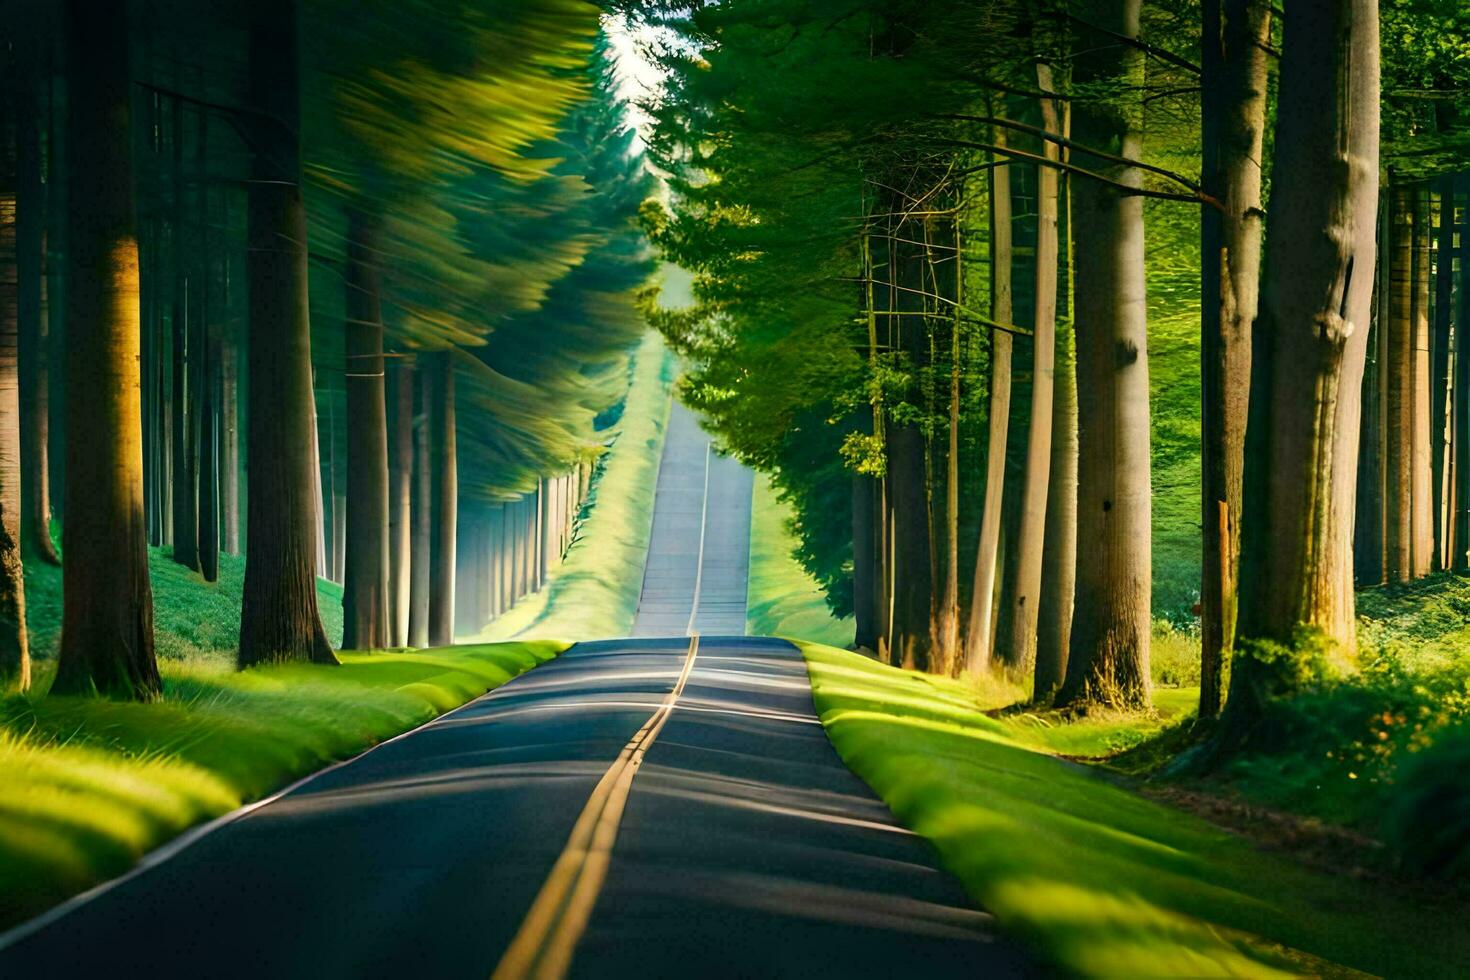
[
  {"x1": 474, "y1": 329, "x2": 674, "y2": 641},
  {"x1": 746, "y1": 472, "x2": 854, "y2": 647},
  {"x1": 797, "y1": 640, "x2": 1469, "y2": 978},
  {"x1": 0, "y1": 639, "x2": 564, "y2": 931}
]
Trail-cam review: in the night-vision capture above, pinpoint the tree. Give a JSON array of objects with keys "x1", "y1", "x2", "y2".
[
  {"x1": 238, "y1": 0, "x2": 336, "y2": 668},
  {"x1": 0, "y1": 56, "x2": 29, "y2": 692},
  {"x1": 51, "y1": 0, "x2": 159, "y2": 699},
  {"x1": 1001, "y1": 69, "x2": 1062, "y2": 680},
  {"x1": 16, "y1": 45, "x2": 57, "y2": 567},
  {"x1": 341, "y1": 208, "x2": 389, "y2": 649},
  {"x1": 1056, "y1": 0, "x2": 1153, "y2": 711},
  {"x1": 1198, "y1": 0, "x2": 1272, "y2": 718},
  {"x1": 428, "y1": 351, "x2": 456, "y2": 646},
  {"x1": 965, "y1": 141, "x2": 1014, "y2": 676},
  {"x1": 1226, "y1": 0, "x2": 1380, "y2": 733}
]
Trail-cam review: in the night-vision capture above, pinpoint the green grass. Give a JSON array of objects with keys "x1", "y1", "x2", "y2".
[
  {"x1": 474, "y1": 330, "x2": 674, "y2": 642},
  {"x1": 23, "y1": 537, "x2": 345, "y2": 668},
  {"x1": 0, "y1": 639, "x2": 564, "y2": 930},
  {"x1": 746, "y1": 471, "x2": 854, "y2": 647},
  {"x1": 798, "y1": 640, "x2": 1470, "y2": 978}
]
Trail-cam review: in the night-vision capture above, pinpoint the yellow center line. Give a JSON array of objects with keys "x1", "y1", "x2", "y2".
[{"x1": 491, "y1": 635, "x2": 702, "y2": 980}]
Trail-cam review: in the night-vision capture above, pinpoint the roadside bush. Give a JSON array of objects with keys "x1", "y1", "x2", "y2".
[{"x1": 1383, "y1": 725, "x2": 1470, "y2": 879}]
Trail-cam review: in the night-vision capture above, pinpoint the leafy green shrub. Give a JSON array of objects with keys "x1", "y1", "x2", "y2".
[{"x1": 1383, "y1": 726, "x2": 1470, "y2": 879}]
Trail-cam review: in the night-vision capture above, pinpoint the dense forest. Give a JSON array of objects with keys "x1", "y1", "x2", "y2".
[
  {"x1": 645, "y1": 0, "x2": 1470, "y2": 738},
  {"x1": 0, "y1": 0, "x2": 652, "y2": 696},
  {"x1": 0, "y1": 0, "x2": 1468, "y2": 974}
]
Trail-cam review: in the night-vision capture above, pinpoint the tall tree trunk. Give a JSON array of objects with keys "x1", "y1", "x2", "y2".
[
  {"x1": 169, "y1": 93, "x2": 198, "y2": 572},
  {"x1": 1430, "y1": 178, "x2": 1454, "y2": 568},
  {"x1": 1226, "y1": 0, "x2": 1379, "y2": 733},
  {"x1": 220, "y1": 238, "x2": 239, "y2": 555},
  {"x1": 1057, "y1": 0, "x2": 1152, "y2": 711},
  {"x1": 1410, "y1": 186, "x2": 1433, "y2": 577},
  {"x1": 1356, "y1": 192, "x2": 1390, "y2": 585},
  {"x1": 1455, "y1": 174, "x2": 1470, "y2": 570},
  {"x1": 1035, "y1": 265, "x2": 1077, "y2": 701},
  {"x1": 341, "y1": 208, "x2": 389, "y2": 650},
  {"x1": 0, "y1": 74, "x2": 29, "y2": 691},
  {"x1": 52, "y1": 0, "x2": 158, "y2": 698},
  {"x1": 387, "y1": 360, "x2": 413, "y2": 646},
  {"x1": 964, "y1": 144, "x2": 1013, "y2": 675},
  {"x1": 237, "y1": 0, "x2": 335, "y2": 668},
  {"x1": 1385, "y1": 183, "x2": 1413, "y2": 581},
  {"x1": 1198, "y1": 0, "x2": 1271, "y2": 719},
  {"x1": 17, "y1": 67, "x2": 56, "y2": 566},
  {"x1": 408, "y1": 364, "x2": 431, "y2": 648},
  {"x1": 1001, "y1": 71, "x2": 1061, "y2": 679},
  {"x1": 197, "y1": 103, "x2": 218, "y2": 583},
  {"x1": 428, "y1": 351, "x2": 456, "y2": 646}
]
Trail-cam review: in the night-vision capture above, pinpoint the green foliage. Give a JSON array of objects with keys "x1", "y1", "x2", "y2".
[
  {"x1": 798, "y1": 641, "x2": 1470, "y2": 977},
  {"x1": 0, "y1": 639, "x2": 563, "y2": 929},
  {"x1": 1384, "y1": 725, "x2": 1470, "y2": 879}
]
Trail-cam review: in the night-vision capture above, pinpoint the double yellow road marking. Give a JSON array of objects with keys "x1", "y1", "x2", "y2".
[{"x1": 491, "y1": 635, "x2": 702, "y2": 980}]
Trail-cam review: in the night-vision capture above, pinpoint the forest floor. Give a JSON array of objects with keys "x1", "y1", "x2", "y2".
[{"x1": 800, "y1": 640, "x2": 1470, "y2": 978}]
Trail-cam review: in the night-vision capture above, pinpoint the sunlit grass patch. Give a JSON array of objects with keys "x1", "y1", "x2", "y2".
[
  {"x1": 798, "y1": 640, "x2": 1469, "y2": 978},
  {"x1": 0, "y1": 640, "x2": 564, "y2": 931}
]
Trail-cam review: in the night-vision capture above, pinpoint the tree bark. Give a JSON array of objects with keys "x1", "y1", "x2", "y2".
[
  {"x1": 1455, "y1": 174, "x2": 1470, "y2": 570},
  {"x1": 1430, "y1": 178, "x2": 1453, "y2": 569},
  {"x1": 1410, "y1": 186, "x2": 1433, "y2": 577},
  {"x1": 169, "y1": 93, "x2": 198, "y2": 572},
  {"x1": 1385, "y1": 183, "x2": 1414, "y2": 581},
  {"x1": 52, "y1": 0, "x2": 158, "y2": 698},
  {"x1": 387, "y1": 360, "x2": 413, "y2": 645},
  {"x1": 408, "y1": 363, "x2": 431, "y2": 648},
  {"x1": 1227, "y1": 0, "x2": 1379, "y2": 730},
  {"x1": 237, "y1": 0, "x2": 335, "y2": 668},
  {"x1": 1198, "y1": 0, "x2": 1271, "y2": 719},
  {"x1": 17, "y1": 68, "x2": 56, "y2": 566},
  {"x1": 1355, "y1": 192, "x2": 1390, "y2": 586},
  {"x1": 0, "y1": 75, "x2": 29, "y2": 691},
  {"x1": 1057, "y1": 0, "x2": 1152, "y2": 711},
  {"x1": 220, "y1": 240, "x2": 239, "y2": 555},
  {"x1": 1001, "y1": 68, "x2": 1061, "y2": 679},
  {"x1": 341, "y1": 208, "x2": 389, "y2": 650},
  {"x1": 197, "y1": 102, "x2": 218, "y2": 583},
  {"x1": 964, "y1": 143, "x2": 1013, "y2": 675},
  {"x1": 428, "y1": 351, "x2": 456, "y2": 646},
  {"x1": 1035, "y1": 256, "x2": 1077, "y2": 701}
]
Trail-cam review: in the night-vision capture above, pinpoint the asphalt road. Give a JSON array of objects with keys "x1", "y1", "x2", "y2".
[
  {"x1": 0, "y1": 637, "x2": 1034, "y2": 978},
  {"x1": 0, "y1": 401, "x2": 1035, "y2": 978},
  {"x1": 631, "y1": 402, "x2": 753, "y2": 637}
]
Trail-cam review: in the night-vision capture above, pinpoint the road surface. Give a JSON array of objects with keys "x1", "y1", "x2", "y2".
[
  {"x1": 0, "y1": 399, "x2": 1034, "y2": 978},
  {"x1": 631, "y1": 402, "x2": 753, "y2": 637}
]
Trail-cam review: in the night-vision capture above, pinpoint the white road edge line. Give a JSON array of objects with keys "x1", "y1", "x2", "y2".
[{"x1": 686, "y1": 438, "x2": 713, "y2": 637}]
